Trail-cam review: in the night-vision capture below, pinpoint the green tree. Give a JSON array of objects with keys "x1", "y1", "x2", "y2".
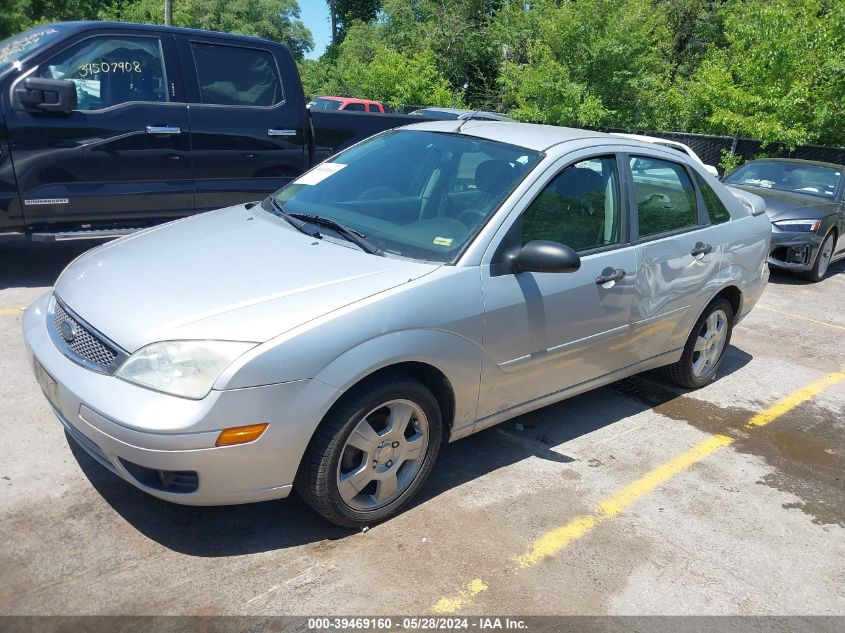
[
  {"x1": 102, "y1": 0, "x2": 314, "y2": 59},
  {"x1": 1, "y1": 0, "x2": 112, "y2": 38},
  {"x1": 812, "y1": 1, "x2": 845, "y2": 146},
  {"x1": 498, "y1": 41, "x2": 608, "y2": 126},
  {"x1": 300, "y1": 21, "x2": 454, "y2": 109},
  {"x1": 684, "y1": 0, "x2": 842, "y2": 146},
  {"x1": 0, "y1": 0, "x2": 30, "y2": 39},
  {"x1": 328, "y1": 0, "x2": 381, "y2": 43},
  {"x1": 496, "y1": 0, "x2": 674, "y2": 128},
  {"x1": 659, "y1": 0, "x2": 724, "y2": 80},
  {"x1": 414, "y1": 0, "x2": 501, "y2": 107}
]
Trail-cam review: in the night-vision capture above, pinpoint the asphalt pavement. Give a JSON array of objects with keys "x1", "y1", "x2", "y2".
[{"x1": 1, "y1": 240, "x2": 843, "y2": 617}]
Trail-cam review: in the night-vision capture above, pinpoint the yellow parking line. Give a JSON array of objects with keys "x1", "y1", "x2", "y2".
[
  {"x1": 745, "y1": 370, "x2": 845, "y2": 428},
  {"x1": 432, "y1": 579, "x2": 488, "y2": 614},
  {"x1": 757, "y1": 304, "x2": 845, "y2": 332},
  {"x1": 432, "y1": 369, "x2": 845, "y2": 613},
  {"x1": 0, "y1": 307, "x2": 25, "y2": 316}
]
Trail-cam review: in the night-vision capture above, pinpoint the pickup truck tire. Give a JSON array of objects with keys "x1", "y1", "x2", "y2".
[
  {"x1": 295, "y1": 376, "x2": 442, "y2": 527},
  {"x1": 661, "y1": 297, "x2": 734, "y2": 389}
]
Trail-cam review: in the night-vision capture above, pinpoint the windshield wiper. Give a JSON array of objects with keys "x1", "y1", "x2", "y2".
[
  {"x1": 288, "y1": 212, "x2": 383, "y2": 256},
  {"x1": 267, "y1": 197, "x2": 322, "y2": 238}
]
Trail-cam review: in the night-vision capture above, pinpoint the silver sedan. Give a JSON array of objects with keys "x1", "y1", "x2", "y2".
[{"x1": 23, "y1": 121, "x2": 771, "y2": 526}]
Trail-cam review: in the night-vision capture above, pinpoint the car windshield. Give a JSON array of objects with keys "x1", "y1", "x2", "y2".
[
  {"x1": 0, "y1": 25, "x2": 65, "y2": 71},
  {"x1": 411, "y1": 109, "x2": 460, "y2": 119},
  {"x1": 724, "y1": 161, "x2": 841, "y2": 199},
  {"x1": 268, "y1": 129, "x2": 543, "y2": 263},
  {"x1": 311, "y1": 98, "x2": 343, "y2": 110}
]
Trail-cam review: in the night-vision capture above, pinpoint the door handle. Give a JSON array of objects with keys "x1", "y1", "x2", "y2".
[
  {"x1": 596, "y1": 268, "x2": 625, "y2": 285},
  {"x1": 691, "y1": 242, "x2": 713, "y2": 258},
  {"x1": 268, "y1": 129, "x2": 297, "y2": 137},
  {"x1": 146, "y1": 126, "x2": 181, "y2": 135}
]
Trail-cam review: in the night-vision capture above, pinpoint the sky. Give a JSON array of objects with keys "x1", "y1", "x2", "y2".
[{"x1": 299, "y1": 1, "x2": 332, "y2": 60}]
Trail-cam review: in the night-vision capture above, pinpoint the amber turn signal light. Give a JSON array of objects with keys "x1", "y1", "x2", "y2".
[{"x1": 215, "y1": 423, "x2": 268, "y2": 447}]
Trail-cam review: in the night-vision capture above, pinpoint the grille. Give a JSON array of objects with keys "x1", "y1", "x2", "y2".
[{"x1": 52, "y1": 301, "x2": 119, "y2": 371}]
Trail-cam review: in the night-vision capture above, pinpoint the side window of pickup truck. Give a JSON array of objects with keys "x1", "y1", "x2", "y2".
[
  {"x1": 34, "y1": 36, "x2": 167, "y2": 111},
  {"x1": 192, "y1": 42, "x2": 282, "y2": 107}
]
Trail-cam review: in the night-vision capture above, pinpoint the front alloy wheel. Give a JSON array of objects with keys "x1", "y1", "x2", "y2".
[
  {"x1": 802, "y1": 232, "x2": 835, "y2": 283},
  {"x1": 296, "y1": 376, "x2": 442, "y2": 527},
  {"x1": 337, "y1": 399, "x2": 429, "y2": 511}
]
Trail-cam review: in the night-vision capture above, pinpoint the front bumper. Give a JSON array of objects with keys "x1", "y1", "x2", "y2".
[
  {"x1": 767, "y1": 229, "x2": 823, "y2": 271},
  {"x1": 22, "y1": 292, "x2": 339, "y2": 506}
]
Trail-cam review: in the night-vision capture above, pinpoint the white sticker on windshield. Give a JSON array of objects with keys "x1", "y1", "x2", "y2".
[{"x1": 294, "y1": 162, "x2": 347, "y2": 186}]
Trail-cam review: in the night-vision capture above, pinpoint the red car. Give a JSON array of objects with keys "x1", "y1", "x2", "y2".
[{"x1": 308, "y1": 96, "x2": 385, "y2": 113}]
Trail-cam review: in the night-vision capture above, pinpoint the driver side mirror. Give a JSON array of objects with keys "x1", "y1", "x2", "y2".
[
  {"x1": 512, "y1": 240, "x2": 581, "y2": 274},
  {"x1": 16, "y1": 77, "x2": 77, "y2": 114}
]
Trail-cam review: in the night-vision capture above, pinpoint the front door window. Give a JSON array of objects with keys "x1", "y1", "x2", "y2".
[
  {"x1": 521, "y1": 156, "x2": 621, "y2": 251},
  {"x1": 34, "y1": 36, "x2": 167, "y2": 111}
]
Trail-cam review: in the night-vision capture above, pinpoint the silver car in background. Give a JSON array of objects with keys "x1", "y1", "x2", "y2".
[{"x1": 23, "y1": 121, "x2": 771, "y2": 526}]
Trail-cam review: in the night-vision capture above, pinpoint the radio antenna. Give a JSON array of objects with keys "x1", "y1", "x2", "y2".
[{"x1": 454, "y1": 111, "x2": 479, "y2": 134}]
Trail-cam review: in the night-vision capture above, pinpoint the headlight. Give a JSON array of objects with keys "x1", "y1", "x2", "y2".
[
  {"x1": 772, "y1": 218, "x2": 821, "y2": 232},
  {"x1": 115, "y1": 340, "x2": 256, "y2": 399}
]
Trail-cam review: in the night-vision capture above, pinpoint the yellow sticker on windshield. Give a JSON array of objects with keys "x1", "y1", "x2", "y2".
[{"x1": 433, "y1": 237, "x2": 453, "y2": 246}]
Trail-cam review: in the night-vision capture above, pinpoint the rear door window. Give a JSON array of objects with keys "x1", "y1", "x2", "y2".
[
  {"x1": 191, "y1": 42, "x2": 281, "y2": 106},
  {"x1": 33, "y1": 35, "x2": 167, "y2": 111},
  {"x1": 629, "y1": 156, "x2": 698, "y2": 238},
  {"x1": 344, "y1": 102, "x2": 366, "y2": 111},
  {"x1": 693, "y1": 172, "x2": 731, "y2": 224},
  {"x1": 368, "y1": 103, "x2": 380, "y2": 112}
]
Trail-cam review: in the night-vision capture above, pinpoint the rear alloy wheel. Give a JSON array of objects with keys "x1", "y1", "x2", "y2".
[
  {"x1": 661, "y1": 298, "x2": 734, "y2": 389},
  {"x1": 296, "y1": 376, "x2": 442, "y2": 527},
  {"x1": 801, "y1": 232, "x2": 835, "y2": 283}
]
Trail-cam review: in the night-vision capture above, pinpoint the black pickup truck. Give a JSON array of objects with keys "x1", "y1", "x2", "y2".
[{"x1": 0, "y1": 21, "x2": 414, "y2": 241}]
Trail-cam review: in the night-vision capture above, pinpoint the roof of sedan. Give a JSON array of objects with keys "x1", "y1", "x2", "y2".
[{"x1": 402, "y1": 120, "x2": 611, "y2": 151}]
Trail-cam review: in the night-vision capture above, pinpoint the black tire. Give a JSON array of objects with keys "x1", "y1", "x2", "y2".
[
  {"x1": 295, "y1": 375, "x2": 443, "y2": 527},
  {"x1": 661, "y1": 297, "x2": 734, "y2": 389},
  {"x1": 801, "y1": 231, "x2": 836, "y2": 283}
]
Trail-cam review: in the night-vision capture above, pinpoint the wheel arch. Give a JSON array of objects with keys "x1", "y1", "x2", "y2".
[
  {"x1": 713, "y1": 284, "x2": 742, "y2": 320},
  {"x1": 320, "y1": 361, "x2": 456, "y2": 444},
  {"x1": 825, "y1": 224, "x2": 838, "y2": 247},
  {"x1": 311, "y1": 329, "x2": 483, "y2": 443}
]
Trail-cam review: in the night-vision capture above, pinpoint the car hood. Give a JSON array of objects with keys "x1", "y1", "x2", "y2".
[
  {"x1": 54, "y1": 204, "x2": 439, "y2": 352},
  {"x1": 727, "y1": 184, "x2": 838, "y2": 221}
]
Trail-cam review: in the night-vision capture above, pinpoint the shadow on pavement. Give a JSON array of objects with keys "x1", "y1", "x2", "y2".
[
  {"x1": 767, "y1": 259, "x2": 845, "y2": 285},
  {"x1": 0, "y1": 240, "x2": 102, "y2": 290},
  {"x1": 69, "y1": 345, "x2": 753, "y2": 557},
  {"x1": 68, "y1": 436, "x2": 352, "y2": 555}
]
